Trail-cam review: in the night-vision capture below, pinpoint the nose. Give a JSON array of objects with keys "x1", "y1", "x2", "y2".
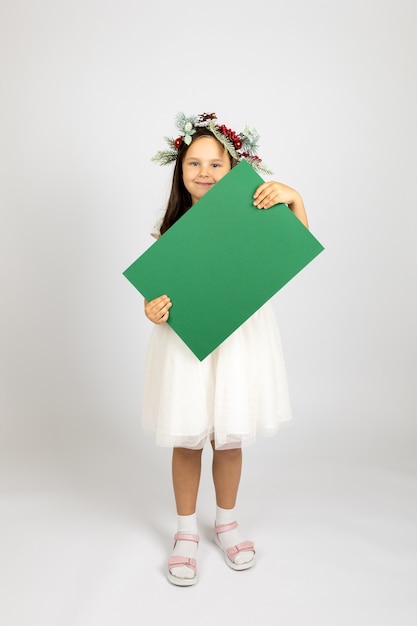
[{"x1": 199, "y1": 164, "x2": 209, "y2": 177}]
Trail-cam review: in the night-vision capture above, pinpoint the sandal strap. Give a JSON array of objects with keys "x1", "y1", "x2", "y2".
[
  {"x1": 168, "y1": 555, "x2": 197, "y2": 573},
  {"x1": 226, "y1": 541, "x2": 255, "y2": 562},
  {"x1": 214, "y1": 521, "x2": 238, "y2": 536},
  {"x1": 174, "y1": 532, "x2": 199, "y2": 543}
]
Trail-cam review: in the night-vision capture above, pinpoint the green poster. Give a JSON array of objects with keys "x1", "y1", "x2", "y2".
[{"x1": 123, "y1": 160, "x2": 324, "y2": 360}]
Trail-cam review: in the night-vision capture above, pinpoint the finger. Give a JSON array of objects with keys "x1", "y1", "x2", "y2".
[
  {"x1": 253, "y1": 182, "x2": 270, "y2": 200},
  {"x1": 147, "y1": 295, "x2": 171, "y2": 313},
  {"x1": 150, "y1": 300, "x2": 170, "y2": 314},
  {"x1": 254, "y1": 185, "x2": 278, "y2": 208},
  {"x1": 148, "y1": 299, "x2": 172, "y2": 323},
  {"x1": 261, "y1": 189, "x2": 283, "y2": 209},
  {"x1": 151, "y1": 294, "x2": 171, "y2": 307},
  {"x1": 253, "y1": 191, "x2": 268, "y2": 208},
  {"x1": 256, "y1": 193, "x2": 274, "y2": 209},
  {"x1": 155, "y1": 308, "x2": 170, "y2": 324}
]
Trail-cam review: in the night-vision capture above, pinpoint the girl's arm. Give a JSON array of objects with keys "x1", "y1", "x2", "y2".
[
  {"x1": 253, "y1": 181, "x2": 309, "y2": 229},
  {"x1": 144, "y1": 295, "x2": 172, "y2": 324},
  {"x1": 144, "y1": 224, "x2": 173, "y2": 324}
]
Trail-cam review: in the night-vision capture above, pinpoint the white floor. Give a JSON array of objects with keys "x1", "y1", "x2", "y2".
[{"x1": 1, "y1": 424, "x2": 416, "y2": 626}]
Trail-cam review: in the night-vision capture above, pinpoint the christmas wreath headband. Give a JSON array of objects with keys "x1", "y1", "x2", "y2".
[{"x1": 151, "y1": 112, "x2": 273, "y2": 175}]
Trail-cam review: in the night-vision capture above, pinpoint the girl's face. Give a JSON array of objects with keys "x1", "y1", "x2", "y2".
[{"x1": 182, "y1": 136, "x2": 231, "y2": 205}]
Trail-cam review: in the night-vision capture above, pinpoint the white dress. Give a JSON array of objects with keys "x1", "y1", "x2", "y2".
[{"x1": 141, "y1": 222, "x2": 293, "y2": 450}]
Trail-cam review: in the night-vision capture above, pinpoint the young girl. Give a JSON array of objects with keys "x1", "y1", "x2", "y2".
[{"x1": 142, "y1": 113, "x2": 308, "y2": 586}]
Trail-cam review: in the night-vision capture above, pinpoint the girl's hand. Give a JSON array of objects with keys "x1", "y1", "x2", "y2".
[
  {"x1": 144, "y1": 295, "x2": 172, "y2": 324},
  {"x1": 253, "y1": 181, "x2": 309, "y2": 228},
  {"x1": 253, "y1": 181, "x2": 299, "y2": 209}
]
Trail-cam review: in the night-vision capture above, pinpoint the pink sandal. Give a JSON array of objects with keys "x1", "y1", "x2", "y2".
[
  {"x1": 213, "y1": 522, "x2": 256, "y2": 571},
  {"x1": 167, "y1": 533, "x2": 199, "y2": 586}
]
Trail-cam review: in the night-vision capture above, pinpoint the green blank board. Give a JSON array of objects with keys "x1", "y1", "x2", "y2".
[{"x1": 123, "y1": 160, "x2": 324, "y2": 360}]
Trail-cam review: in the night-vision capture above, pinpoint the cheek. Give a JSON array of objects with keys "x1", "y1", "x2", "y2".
[
  {"x1": 182, "y1": 171, "x2": 192, "y2": 186},
  {"x1": 215, "y1": 169, "x2": 230, "y2": 181}
]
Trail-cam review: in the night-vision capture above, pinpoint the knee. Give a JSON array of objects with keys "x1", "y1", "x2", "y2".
[
  {"x1": 173, "y1": 447, "x2": 203, "y2": 461},
  {"x1": 213, "y1": 447, "x2": 242, "y2": 463}
]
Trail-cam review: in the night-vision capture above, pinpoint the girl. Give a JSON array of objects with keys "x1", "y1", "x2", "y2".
[{"x1": 142, "y1": 113, "x2": 308, "y2": 586}]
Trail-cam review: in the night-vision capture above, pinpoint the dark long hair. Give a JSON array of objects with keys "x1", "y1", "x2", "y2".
[{"x1": 159, "y1": 128, "x2": 237, "y2": 235}]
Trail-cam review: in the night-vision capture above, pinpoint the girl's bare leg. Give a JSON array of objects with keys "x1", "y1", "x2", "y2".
[
  {"x1": 211, "y1": 443, "x2": 242, "y2": 508},
  {"x1": 172, "y1": 447, "x2": 203, "y2": 514}
]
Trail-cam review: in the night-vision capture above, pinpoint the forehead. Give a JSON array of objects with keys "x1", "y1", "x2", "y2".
[{"x1": 184, "y1": 136, "x2": 228, "y2": 159}]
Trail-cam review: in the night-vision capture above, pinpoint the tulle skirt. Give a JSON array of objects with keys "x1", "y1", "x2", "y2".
[{"x1": 141, "y1": 302, "x2": 292, "y2": 450}]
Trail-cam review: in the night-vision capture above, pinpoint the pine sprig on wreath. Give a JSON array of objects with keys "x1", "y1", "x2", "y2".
[
  {"x1": 243, "y1": 155, "x2": 273, "y2": 176},
  {"x1": 207, "y1": 122, "x2": 241, "y2": 161},
  {"x1": 175, "y1": 113, "x2": 197, "y2": 144},
  {"x1": 151, "y1": 112, "x2": 273, "y2": 175},
  {"x1": 151, "y1": 137, "x2": 178, "y2": 165},
  {"x1": 239, "y1": 126, "x2": 261, "y2": 156},
  {"x1": 151, "y1": 148, "x2": 177, "y2": 166}
]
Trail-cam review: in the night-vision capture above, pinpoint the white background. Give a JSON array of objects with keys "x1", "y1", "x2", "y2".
[{"x1": 1, "y1": 1, "x2": 416, "y2": 624}]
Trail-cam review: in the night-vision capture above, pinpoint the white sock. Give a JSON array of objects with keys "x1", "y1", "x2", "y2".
[
  {"x1": 215, "y1": 506, "x2": 254, "y2": 565},
  {"x1": 169, "y1": 513, "x2": 198, "y2": 580}
]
